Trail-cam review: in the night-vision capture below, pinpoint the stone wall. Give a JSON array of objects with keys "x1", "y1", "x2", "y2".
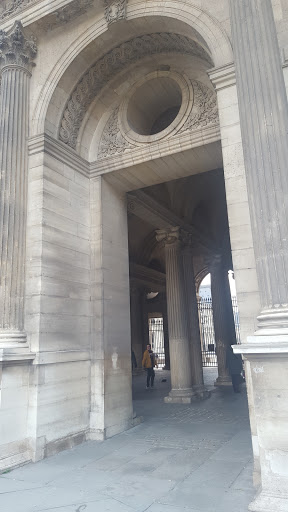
[{"x1": 25, "y1": 148, "x2": 91, "y2": 459}]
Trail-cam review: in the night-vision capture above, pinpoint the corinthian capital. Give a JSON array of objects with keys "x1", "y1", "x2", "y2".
[{"x1": 0, "y1": 21, "x2": 37, "y2": 72}]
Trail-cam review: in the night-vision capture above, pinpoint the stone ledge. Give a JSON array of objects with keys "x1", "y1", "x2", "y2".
[
  {"x1": 0, "y1": 349, "x2": 35, "y2": 365},
  {"x1": 33, "y1": 350, "x2": 90, "y2": 365},
  {"x1": 234, "y1": 336, "x2": 288, "y2": 357}
]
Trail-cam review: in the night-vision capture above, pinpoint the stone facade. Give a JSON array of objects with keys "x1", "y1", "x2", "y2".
[{"x1": 1, "y1": 1, "x2": 288, "y2": 510}]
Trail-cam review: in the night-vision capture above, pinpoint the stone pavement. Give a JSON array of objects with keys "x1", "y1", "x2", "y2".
[{"x1": 0, "y1": 369, "x2": 255, "y2": 512}]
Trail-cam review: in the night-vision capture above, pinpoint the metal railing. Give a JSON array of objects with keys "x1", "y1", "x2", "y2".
[
  {"x1": 198, "y1": 298, "x2": 217, "y2": 367},
  {"x1": 148, "y1": 317, "x2": 165, "y2": 368},
  {"x1": 197, "y1": 297, "x2": 241, "y2": 367},
  {"x1": 148, "y1": 298, "x2": 241, "y2": 370},
  {"x1": 231, "y1": 296, "x2": 241, "y2": 344}
]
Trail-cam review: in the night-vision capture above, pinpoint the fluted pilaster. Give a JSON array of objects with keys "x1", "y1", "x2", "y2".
[
  {"x1": 182, "y1": 235, "x2": 209, "y2": 399},
  {"x1": 156, "y1": 227, "x2": 193, "y2": 403},
  {"x1": 0, "y1": 22, "x2": 37, "y2": 345},
  {"x1": 230, "y1": 0, "x2": 288, "y2": 334}
]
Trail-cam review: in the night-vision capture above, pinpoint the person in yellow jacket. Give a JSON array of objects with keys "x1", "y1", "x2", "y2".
[{"x1": 142, "y1": 344, "x2": 158, "y2": 389}]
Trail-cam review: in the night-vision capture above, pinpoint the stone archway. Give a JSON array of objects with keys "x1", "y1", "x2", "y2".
[
  {"x1": 0, "y1": 0, "x2": 258, "y2": 480},
  {"x1": 32, "y1": 0, "x2": 233, "y2": 138}
]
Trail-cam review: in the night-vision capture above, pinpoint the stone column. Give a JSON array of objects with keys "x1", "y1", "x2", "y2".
[
  {"x1": 231, "y1": 0, "x2": 288, "y2": 332},
  {"x1": 130, "y1": 284, "x2": 144, "y2": 370},
  {"x1": 156, "y1": 227, "x2": 194, "y2": 403},
  {"x1": 210, "y1": 256, "x2": 231, "y2": 386},
  {"x1": 182, "y1": 235, "x2": 209, "y2": 398},
  {"x1": 230, "y1": 1, "x2": 288, "y2": 510},
  {"x1": 162, "y1": 302, "x2": 170, "y2": 370},
  {"x1": 0, "y1": 22, "x2": 37, "y2": 348}
]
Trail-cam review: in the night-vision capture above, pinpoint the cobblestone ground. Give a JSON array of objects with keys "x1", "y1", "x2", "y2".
[{"x1": 0, "y1": 368, "x2": 255, "y2": 512}]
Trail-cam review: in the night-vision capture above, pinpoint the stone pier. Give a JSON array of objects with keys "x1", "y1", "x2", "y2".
[{"x1": 231, "y1": 0, "x2": 288, "y2": 509}]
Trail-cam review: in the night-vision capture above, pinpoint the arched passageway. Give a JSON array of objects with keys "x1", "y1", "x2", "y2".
[
  {"x1": 128, "y1": 171, "x2": 242, "y2": 399},
  {"x1": 3, "y1": 1, "x2": 288, "y2": 510}
]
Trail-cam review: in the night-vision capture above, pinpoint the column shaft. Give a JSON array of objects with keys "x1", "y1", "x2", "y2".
[
  {"x1": 182, "y1": 245, "x2": 209, "y2": 398},
  {"x1": 211, "y1": 259, "x2": 231, "y2": 385},
  {"x1": 162, "y1": 302, "x2": 170, "y2": 370},
  {"x1": 157, "y1": 228, "x2": 194, "y2": 403},
  {"x1": 231, "y1": 0, "x2": 288, "y2": 331},
  {"x1": 230, "y1": 2, "x2": 288, "y2": 509},
  {"x1": 0, "y1": 22, "x2": 37, "y2": 346}
]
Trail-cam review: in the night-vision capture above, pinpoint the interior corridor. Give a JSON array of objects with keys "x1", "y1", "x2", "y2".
[{"x1": 0, "y1": 368, "x2": 253, "y2": 512}]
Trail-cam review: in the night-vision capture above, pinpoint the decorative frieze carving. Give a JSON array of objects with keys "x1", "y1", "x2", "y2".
[
  {"x1": 179, "y1": 81, "x2": 218, "y2": 133},
  {"x1": 98, "y1": 107, "x2": 134, "y2": 158},
  {"x1": 41, "y1": 0, "x2": 94, "y2": 31},
  {"x1": 104, "y1": 0, "x2": 127, "y2": 25},
  {"x1": 0, "y1": 20, "x2": 37, "y2": 72},
  {"x1": 59, "y1": 33, "x2": 213, "y2": 148},
  {"x1": 0, "y1": 0, "x2": 30, "y2": 21}
]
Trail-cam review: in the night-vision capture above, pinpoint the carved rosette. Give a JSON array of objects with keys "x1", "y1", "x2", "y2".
[{"x1": 0, "y1": 21, "x2": 37, "y2": 73}]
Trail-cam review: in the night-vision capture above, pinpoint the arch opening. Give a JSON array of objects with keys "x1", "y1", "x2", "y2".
[{"x1": 127, "y1": 76, "x2": 182, "y2": 136}]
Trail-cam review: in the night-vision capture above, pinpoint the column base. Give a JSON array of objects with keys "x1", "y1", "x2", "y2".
[
  {"x1": 164, "y1": 388, "x2": 195, "y2": 404},
  {"x1": 214, "y1": 376, "x2": 232, "y2": 386},
  {"x1": 249, "y1": 491, "x2": 288, "y2": 512},
  {"x1": 0, "y1": 330, "x2": 28, "y2": 348},
  {"x1": 193, "y1": 384, "x2": 211, "y2": 399}
]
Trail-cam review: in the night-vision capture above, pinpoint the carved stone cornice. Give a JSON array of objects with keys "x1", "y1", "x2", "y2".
[
  {"x1": 104, "y1": 0, "x2": 127, "y2": 25},
  {"x1": 0, "y1": 0, "x2": 29, "y2": 21},
  {"x1": 0, "y1": 21, "x2": 37, "y2": 72},
  {"x1": 40, "y1": 0, "x2": 94, "y2": 31},
  {"x1": 59, "y1": 32, "x2": 213, "y2": 148}
]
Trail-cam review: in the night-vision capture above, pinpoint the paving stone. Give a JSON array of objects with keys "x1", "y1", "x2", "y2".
[{"x1": 3, "y1": 369, "x2": 254, "y2": 512}]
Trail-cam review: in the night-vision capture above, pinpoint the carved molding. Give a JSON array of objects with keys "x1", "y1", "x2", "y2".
[
  {"x1": 98, "y1": 107, "x2": 134, "y2": 158},
  {"x1": 0, "y1": 21, "x2": 37, "y2": 72},
  {"x1": 59, "y1": 32, "x2": 213, "y2": 148},
  {"x1": 0, "y1": 0, "x2": 30, "y2": 21},
  {"x1": 179, "y1": 80, "x2": 218, "y2": 133},
  {"x1": 104, "y1": 0, "x2": 127, "y2": 25},
  {"x1": 40, "y1": 0, "x2": 94, "y2": 31}
]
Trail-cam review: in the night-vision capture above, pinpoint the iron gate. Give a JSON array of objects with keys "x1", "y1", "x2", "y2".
[
  {"x1": 198, "y1": 298, "x2": 217, "y2": 367},
  {"x1": 197, "y1": 297, "x2": 241, "y2": 367},
  {"x1": 148, "y1": 317, "x2": 165, "y2": 368}
]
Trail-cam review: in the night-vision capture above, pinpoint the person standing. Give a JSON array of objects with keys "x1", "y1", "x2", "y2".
[{"x1": 142, "y1": 344, "x2": 158, "y2": 389}]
